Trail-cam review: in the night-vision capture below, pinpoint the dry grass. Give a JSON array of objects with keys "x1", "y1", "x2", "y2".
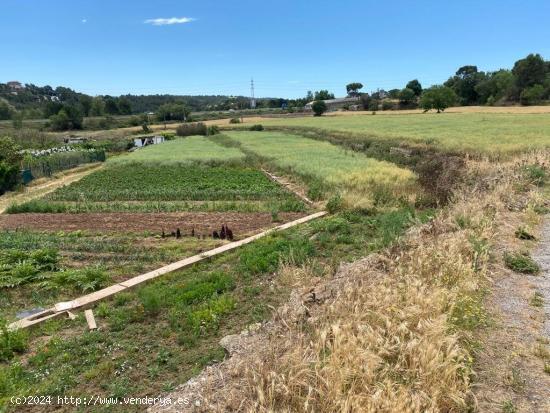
[{"x1": 192, "y1": 152, "x2": 549, "y2": 413}]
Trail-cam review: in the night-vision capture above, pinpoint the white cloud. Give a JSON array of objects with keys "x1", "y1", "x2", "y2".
[
  {"x1": 81, "y1": 19, "x2": 87, "y2": 23},
  {"x1": 144, "y1": 17, "x2": 195, "y2": 26}
]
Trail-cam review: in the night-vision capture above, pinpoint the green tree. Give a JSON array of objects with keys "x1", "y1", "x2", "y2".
[
  {"x1": 12, "y1": 112, "x2": 23, "y2": 129},
  {"x1": 406, "y1": 79, "x2": 423, "y2": 96},
  {"x1": 89, "y1": 97, "x2": 105, "y2": 116},
  {"x1": 104, "y1": 97, "x2": 119, "y2": 115},
  {"x1": 513, "y1": 53, "x2": 547, "y2": 89},
  {"x1": 78, "y1": 95, "x2": 93, "y2": 117},
  {"x1": 311, "y1": 100, "x2": 327, "y2": 116},
  {"x1": 0, "y1": 136, "x2": 23, "y2": 194},
  {"x1": 474, "y1": 70, "x2": 515, "y2": 103},
  {"x1": 313, "y1": 90, "x2": 335, "y2": 101},
  {"x1": 0, "y1": 101, "x2": 14, "y2": 120},
  {"x1": 520, "y1": 84, "x2": 545, "y2": 105},
  {"x1": 346, "y1": 82, "x2": 363, "y2": 97},
  {"x1": 49, "y1": 105, "x2": 83, "y2": 131},
  {"x1": 117, "y1": 98, "x2": 132, "y2": 115},
  {"x1": 444, "y1": 65, "x2": 486, "y2": 105},
  {"x1": 398, "y1": 88, "x2": 416, "y2": 105},
  {"x1": 420, "y1": 86, "x2": 456, "y2": 113},
  {"x1": 156, "y1": 103, "x2": 190, "y2": 122}
]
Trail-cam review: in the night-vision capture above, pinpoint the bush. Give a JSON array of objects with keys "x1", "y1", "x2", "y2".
[
  {"x1": 311, "y1": 100, "x2": 327, "y2": 116},
  {"x1": 416, "y1": 154, "x2": 465, "y2": 205},
  {"x1": 207, "y1": 125, "x2": 220, "y2": 135},
  {"x1": 504, "y1": 251, "x2": 540, "y2": 274},
  {"x1": 326, "y1": 194, "x2": 343, "y2": 213},
  {"x1": 139, "y1": 286, "x2": 163, "y2": 316},
  {"x1": 229, "y1": 118, "x2": 241, "y2": 124},
  {"x1": 520, "y1": 84, "x2": 545, "y2": 106},
  {"x1": 249, "y1": 124, "x2": 264, "y2": 131},
  {"x1": 176, "y1": 122, "x2": 207, "y2": 137},
  {"x1": 1, "y1": 319, "x2": 28, "y2": 361},
  {"x1": 381, "y1": 101, "x2": 394, "y2": 111},
  {"x1": 0, "y1": 137, "x2": 23, "y2": 194}
]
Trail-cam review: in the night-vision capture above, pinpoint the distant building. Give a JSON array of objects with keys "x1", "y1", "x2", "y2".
[
  {"x1": 134, "y1": 135, "x2": 165, "y2": 148},
  {"x1": 7, "y1": 81, "x2": 23, "y2": 90},
  {"x1": 304, "y1": 96, "x2": 361, "y2": 111}
]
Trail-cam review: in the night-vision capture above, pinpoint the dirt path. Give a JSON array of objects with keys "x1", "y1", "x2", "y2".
[
  {"x1": 533, "y1": 218, "x2": 550, "y2": 339},
  {"x1": 0, "y1": 163, "x2": 103, "y2": 214},
  {"x1": 474, "y1": 215, "x2": 550, "y2": 412}
]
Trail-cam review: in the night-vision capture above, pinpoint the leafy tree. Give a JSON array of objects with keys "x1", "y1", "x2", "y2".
[
  {"x1": 89, "y1": 97, "x2": 105, "y2": 116},
  {"x1": 420, "y1": 86, "x2": 456, "y2": 113},
  {"x1": 406, "y1": 79, "x2": 423, "y2": 96},
  {"x1": 78, "y1": 95, "x2": 93, "y2": 117},
  {"x1": 346, "y1": 82, "x2": 363, "y2": 97},
  {"x1": 387, "y1": 89, "x2": 400, "y2": 99},
  {"x1": 117, "y1": 98, "x2": 132, "y2": 115},
  {"x1": 313, "y1": 90, "x2": 335, "y2": 101},
  {"x1": 360, "y1": 94, "x2": 371, "y2": 110},
  {"x1": 311, "y1": 100, "x2": 327, "y2": 116},
  {"x1": 0, "y1": 136, "x2": 23, "y2": 194},
  {"x1": 12, "y1": 112, "x2": 23, "y2": 129},
  {"x1": 156, "y1": 103, "x2": 190, "y2": 121},
  {"x1": 398, "y1": 88, "x2": 416, "y2": 105},
  {"x1": 474, "y1": 70, "x2": 515, "y2": 103},
  {"x1": 445, "y1": 65, "x2": 486, "y2": 105},
  {"x1": 0, "y1": 101, "x2": 14, "y2": 120},
  {"x1": 49, "y1": 105, "x2": 83, "y2": 131},
  {"x1": 520, "y1": 84, "x2": 545, "y2": 105},
  {"x1": 512, "y1": 53, "x2": 547, "y2": 89},
  {"x1": 43, "y1": 101, "x2": 64, "y2": 118},
  {"x1": 104, "y1": 97, "x2": 119, "y2": 115}
]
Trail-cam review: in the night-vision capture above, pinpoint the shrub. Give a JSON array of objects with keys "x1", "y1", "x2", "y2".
[
  {"x1": 0, "y1": 137, "x2": 23, "y2": 194},
  {"x1": 504, "y1": 251, "x2": 540, "y2": 274},
  {"x1": 0, "y1": 319, "x2": 28, "y2": 362},
  {"x1": 139, "y1": 286, "x2": 163, "y2": 316},
  {"x1": 522, "y1": 164, "x2": 547, "y2": 186},
  {"x1": 249, "y1": 124, "x2": 264, "y2": 131},
  {"x1": 207, "y1": 125, "x2": 220, "y2": 135},
  {"x1": 520, "y1": 84, "x2": 545, "y2": 106},
  {"x1": 311, "y1": 100, "x2": 327, "y2": 116},
  {"x1": 229, "y1": 118, "x2": 241, "y2": 124},
  {"x1": 416, "y1": 154, "x2": 465, "y2": 205},
  {"x1": 46, "y1": 267, "x2": 110, "y2": 292},
  {"x1": 176, "y1": 122, "x2": 207, "y2": 137},
  {"x1": 326, "y1": 194, "x2": 343, "y2": 213},
  {"x1": 381, "y1": 101, "x2": 394, "y2": 110}
]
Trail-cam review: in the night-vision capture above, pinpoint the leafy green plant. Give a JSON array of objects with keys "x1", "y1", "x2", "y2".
[
  {"x1": 0, "y1": 318, "x2": 28, "y2": 362},
  {"x1": 326, "y1": 194, "x2": 343, "y2": 213},
  {"x1": 504, "y1": 251, "x2": 540, "y2": 274},
  {"x1": 522, "y1": 164, "x2": 547, "y2": 186},
  {"x1": 229, "y1": 118, "x2": 241, "y2": 124},
  {"x1": 138, "y1": 286, "x2": 163, "y2": 316},
  {"x1": 249, "y1": 124, "x2": 264, "y2": 131},
  {"x1": 530, "y1": 292, "x2": 544, "y2": 307}
]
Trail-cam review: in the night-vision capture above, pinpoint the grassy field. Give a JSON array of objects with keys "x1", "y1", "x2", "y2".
[
  {"x1": 222, "y1": 131, "x2": 418, "y2": 208},
  {"x1": 245, "y1": 112, "x2": 550, "y2": 155},
  {"x1": 109, "y1": 136, "x2": 245, "y2": 164}
]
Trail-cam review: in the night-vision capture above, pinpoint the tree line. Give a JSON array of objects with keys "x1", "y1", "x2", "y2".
[{"x1": 309, "y1": 53, "x2": 550, "y2": 115}]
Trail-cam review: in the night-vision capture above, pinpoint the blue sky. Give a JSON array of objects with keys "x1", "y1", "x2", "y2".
[{"x1": 2, "y1": 0, "x2": 549, "y2": 98}]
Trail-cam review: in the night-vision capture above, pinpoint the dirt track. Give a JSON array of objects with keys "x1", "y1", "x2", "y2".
[{"x1": 0, "y1": 212, "x2": 305, "y2": 238}]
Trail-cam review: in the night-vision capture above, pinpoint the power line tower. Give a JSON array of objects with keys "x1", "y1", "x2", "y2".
[{"x1": 250, "y1": 78, "x2": 256, "y2": 109}]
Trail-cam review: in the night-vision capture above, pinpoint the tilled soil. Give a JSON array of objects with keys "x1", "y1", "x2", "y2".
[{"x1": 0, "y1": 212, "x2": 306, "y2": 238}]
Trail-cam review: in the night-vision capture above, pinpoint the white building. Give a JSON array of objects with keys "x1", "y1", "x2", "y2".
[{"x1": 134, "y1": 135, "x2": 165, "y2": 148}]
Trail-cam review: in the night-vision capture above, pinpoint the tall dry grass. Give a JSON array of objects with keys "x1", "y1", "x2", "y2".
[{"x1": 214, "y1": 152, "x2": 549, "y2": 413}]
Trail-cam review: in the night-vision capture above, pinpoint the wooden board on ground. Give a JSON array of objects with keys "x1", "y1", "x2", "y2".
[{"x1": 8, "y1": 211, "x2": 327, "y2": 331}]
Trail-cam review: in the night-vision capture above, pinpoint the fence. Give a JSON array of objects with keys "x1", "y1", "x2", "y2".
[{"x1": 22, "y1": 150, "x2": 106, "y2": 181}]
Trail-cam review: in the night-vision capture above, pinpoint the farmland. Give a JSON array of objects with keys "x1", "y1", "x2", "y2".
[
  {"x1": 243, "y1": 111, "x2": 550, "y2": 155},
  {"x1": 222, "y1": 131, "x2": 418, "y2": 208}
]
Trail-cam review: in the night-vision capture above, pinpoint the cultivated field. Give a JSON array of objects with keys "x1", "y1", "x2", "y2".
[
  {"x1": 222, "y1": 131, "x2": 418, "y2": 208},
  {"x1": 238, "y1": 111, "x2": 550, "y2": 155}
]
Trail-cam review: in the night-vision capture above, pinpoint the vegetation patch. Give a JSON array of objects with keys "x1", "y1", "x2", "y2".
[{"x1": 504, "y1": 251, "x2": 540, "y2": 274}]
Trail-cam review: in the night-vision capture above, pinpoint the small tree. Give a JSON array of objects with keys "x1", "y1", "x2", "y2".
[
  {"x1": 313, "y1": 90, "x2": 334, "y2": 101},
  {"x1": 311, "y1": 100, "x2": 327, "y2": 116},
  {"x1": 420, "y1": 86, "x2": 456, "y2": 113},
  {"x1": 520, "y1": 84, "x2": 545, "y2": 105},
  {"x1": 346, "y1": 82, "x2": 364, "y2": 97}
]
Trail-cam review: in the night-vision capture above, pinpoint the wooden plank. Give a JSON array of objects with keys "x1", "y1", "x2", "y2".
[
  {"x1": 84, "y1": 310, "x2": 97, "y2": 330},
  {"x1": 8, "y1": 211, "x2": 327, "y2": 331}
]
